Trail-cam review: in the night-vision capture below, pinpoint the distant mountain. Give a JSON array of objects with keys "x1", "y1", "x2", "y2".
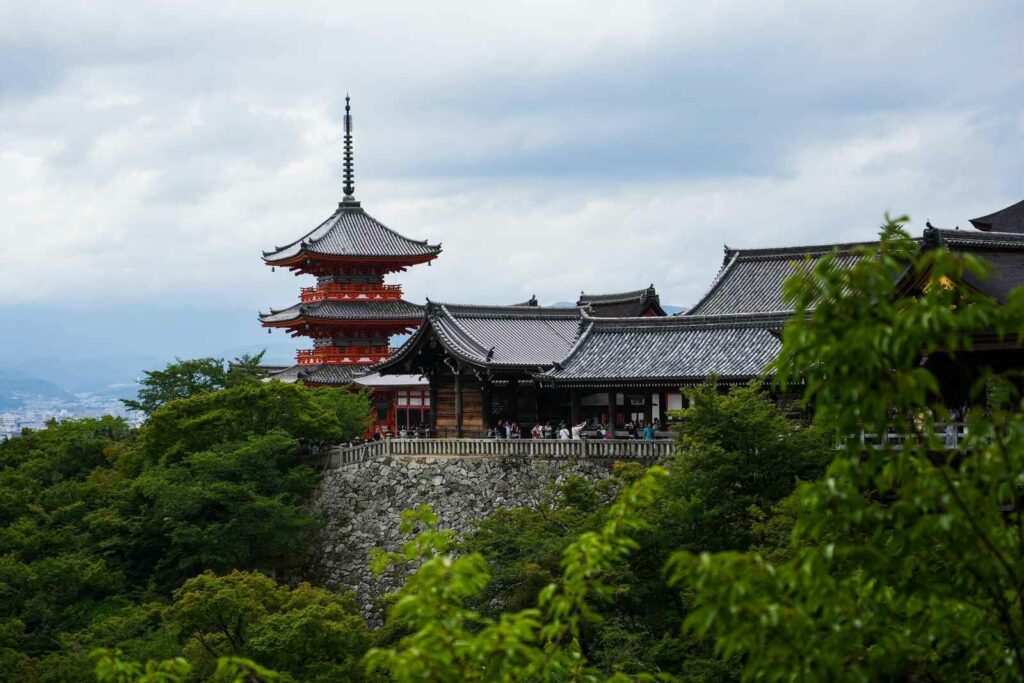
[{"x1": 0, "y1": 367, "x2": 75, "y2": 410}]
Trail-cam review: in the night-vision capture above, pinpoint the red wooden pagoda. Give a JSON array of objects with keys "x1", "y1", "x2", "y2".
[{"x1": 260, "y1": 97, "x2": 441, "y2": 430}]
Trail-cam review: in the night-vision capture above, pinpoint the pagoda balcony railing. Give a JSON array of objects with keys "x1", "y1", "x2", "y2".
[
  {"x1": 300, "y1": 283, "x2": 403, "y2": 303},
  {"x1": 296, "y1": 347, "x2": 391, "y2": 365}
]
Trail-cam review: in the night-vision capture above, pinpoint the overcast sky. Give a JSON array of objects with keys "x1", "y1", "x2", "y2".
[{"x1": 1, "y1": 1, "x2": 1023, "y2": 369}]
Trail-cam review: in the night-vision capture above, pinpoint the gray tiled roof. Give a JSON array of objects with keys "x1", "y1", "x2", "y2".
[
  {"x1": 298, "y1": 364, "x2": 367, "y2": 385},
  {"x1": 970, "y1": 199, "x2": 1024, "y2": 234},
  {"x1": 686, "y1": 242, "x2": 874, "y2": 316},
  {"x1": 267, "y1": 364, "x2": 306, "y2": 383},
  {"x1": 381, "y1": 302, "x2": 585, "y2": 370},
  {"x1": 539, "y1": 312, "x2": 789, "y2": 387},
  {"x1": 353, "y1": 372, "x2": 429, "y2": 388},
  {"x1": 263, "y1": 202, "x2": 441, "y2": 263},
  {"x1": 267, "y1": 364, "x2": 425, "y2": 387},
  {"x1": 577, "y1": 285, "x2": 666, "y2": 317},
  {"x1": 926, "y1": 228, "x2": 1024, "y2": 303},
  {"x1": 259, "y1": 299, "x2": 424, "y2": 324}
]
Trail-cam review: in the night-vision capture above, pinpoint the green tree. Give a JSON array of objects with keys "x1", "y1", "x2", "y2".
[
  {"x1": 123, "y1": 352, "x2": 268, "y2": 416},
  {"x1": 0, "y1": 376, "x2": 371, "y2": 678},
  {"x1": 670, "y1": 216, "x2": 1024, "y2": 680},
  {"x1": 455, "y1": 386, "x2": 830, "y2": 679},
  {"x1": 166, "y1": 571, "x2": 368, "y2": 681},
  {"x1": 132, "y1": 431, "x2": 321, "y2": 589},
  {"x1": 366, "y1": 469, "x2": 667, "y2": 682},
  {"x1": 137, "y1": 380, "x2": 368, "y2": 465}
]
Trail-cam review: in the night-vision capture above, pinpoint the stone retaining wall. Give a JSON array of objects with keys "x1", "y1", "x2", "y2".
[{"x1": 311, "y1": 453, "x2": 645, "y2": 616}]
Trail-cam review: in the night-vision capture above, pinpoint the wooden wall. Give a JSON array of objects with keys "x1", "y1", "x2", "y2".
[{"x1": 434, "y1": 373, "x2": 484, "y2": 435}]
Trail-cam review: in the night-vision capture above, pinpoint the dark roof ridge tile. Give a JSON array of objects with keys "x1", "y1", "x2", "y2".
[
  {"x1": 726, "y1": 239, "x2": 881, "y2": 260},
  {"x1": 577, "y1": 286, "x2": 656, "y2": 304}
]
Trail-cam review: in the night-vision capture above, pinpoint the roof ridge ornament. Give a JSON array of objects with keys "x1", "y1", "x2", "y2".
[{"x1": 342, "y1": 94, "x2": 356, "y2": 204}]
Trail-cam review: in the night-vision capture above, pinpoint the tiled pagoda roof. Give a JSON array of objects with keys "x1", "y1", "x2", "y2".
[
  {"x1": 538, "y1": 312, "x2": 789, "y2": 387},
  {"x1": 259, "y1": 299, "x2": 424, "y2": 325},
  {"x1": 262, "y1": 202, "x2": 441, "y2": 266}
]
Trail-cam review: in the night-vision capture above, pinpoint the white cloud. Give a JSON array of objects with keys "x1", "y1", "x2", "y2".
[{"x1": 0, "y1": 0, "x2": 1021, "y2": 364}]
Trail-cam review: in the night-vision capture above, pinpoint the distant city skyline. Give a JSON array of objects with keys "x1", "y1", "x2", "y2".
[{"x1": 2, "y1": 1, "x2": 1022, "y2": 379}]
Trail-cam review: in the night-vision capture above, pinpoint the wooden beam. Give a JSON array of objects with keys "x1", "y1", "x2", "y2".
[{"x1": 455, "y1": 366, "x2": 464, "y2": 438}]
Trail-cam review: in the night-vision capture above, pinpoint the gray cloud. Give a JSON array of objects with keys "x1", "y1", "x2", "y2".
[{"x1": 0, "y1": 0, "x2": 1022, "y2": 364}]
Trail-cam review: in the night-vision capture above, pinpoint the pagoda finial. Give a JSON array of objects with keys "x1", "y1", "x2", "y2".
[{"x1": 342, "y1": 94, "x2": 355, "y2": 202}]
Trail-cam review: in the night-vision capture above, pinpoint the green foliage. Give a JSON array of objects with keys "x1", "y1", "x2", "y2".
[
  {"x1": 133, "y1": 431, "x2": 320, "y2": 589},
  {"x1": 167, "y1": 571, "x2": 368, "y2": 681},
  {"x1": 664, "y1": 381, "x2": 832, "y2": 554},
  {"x1": 122, "y1": 352, "x2": 268, "y2": 416},
  {"x1": 456, "y1": 387, "x2": 828, "y2": 680},
  {"x1": 366, "y1": 470, "x2": 668, "y2": 682},
  {"x1": 0, "y1": 366, "x2": 371, "y2": 680},
  {"x1": 91, "y1": 648, "x2": 282, "y2": 683},
  {"x1": 138, "y1": 380, "x2": 369, "y2": 465},
  {"x1": 669, "y1": 215, "x2": 1024, "y2": 680}
]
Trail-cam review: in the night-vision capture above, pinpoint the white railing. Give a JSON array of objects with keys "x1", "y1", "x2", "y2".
[
  {"x1": 319, "y1": 440, "x2": 387, "y2": 468},
  {"x1": 858, "y1": 422, "x2": 967, "y2": 450},
  {"x1": 320, "y1": 438, "x2": 673, "y2": 469}
]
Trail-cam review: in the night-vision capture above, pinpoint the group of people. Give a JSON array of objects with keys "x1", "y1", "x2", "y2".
[
  {"x1": 369, "y1": 424, "x2": 433, "y2": 441},
  {"x1": 488, "y1": 418, "x2": 661, "y2": 441},
  {"x1": 485, "y1": 420, "x2": 522, "y2": 439}
]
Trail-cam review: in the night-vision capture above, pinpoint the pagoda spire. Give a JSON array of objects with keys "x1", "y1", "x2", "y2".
[{"x1": 342, "y1": 94, "x2": 355, "y2": 202}]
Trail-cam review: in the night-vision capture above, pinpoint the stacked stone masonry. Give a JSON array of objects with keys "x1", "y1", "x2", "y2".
[{"x1": 311, "y1": 449, "x2": 660, "y2": 618}]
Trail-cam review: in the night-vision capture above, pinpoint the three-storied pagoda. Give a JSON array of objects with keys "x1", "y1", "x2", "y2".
[{"x1": 260, "y1": 97, "x2": 441, "y2": 430}]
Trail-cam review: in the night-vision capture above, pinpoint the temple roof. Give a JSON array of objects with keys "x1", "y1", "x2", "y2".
[
  {"x1": 539, "y1": 312, "x2": 788, "y2": 387},
  {"x1": 262, "y1": 202, "x2": 441, "y2": 266},
  {"x1": 923, "y1": 227, "x2": 1024, "y2": 303},
  {"x1": 969, "y1": 199, "x2": 1024, "y2": 234},
  {"x1": 686, "y1": 241, "x2": 875, "y2": 316},
  {"x1": 259, "y1": 299, "x2": 424, "y2": 325},
  {"x1": 577, "y1": 285, "x2": 667, "y2": 317},
  {"x1": 379, "y1": 302, "x2": 585, "y2": 371}
]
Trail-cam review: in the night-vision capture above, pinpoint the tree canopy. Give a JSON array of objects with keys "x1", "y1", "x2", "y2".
[{"x1": 0, "y1": 376, "x2": 371, "y2": 680}]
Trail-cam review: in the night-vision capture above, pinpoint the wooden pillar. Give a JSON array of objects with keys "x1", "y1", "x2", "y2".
[
  {"x1": 481, "y1": 379, "x2": 492, "y2": 430},
  {"x1": 607, "y1": 391, "x2": 617, "y2": 435},
  {"x1": 510, "y1": 379, "x2": 520, "y2": 425},
  {"x1": 454, "y1": 366, "x2": 464, "y2": 438},
  {"x1": 570, "y1": 389, "x2": 580, "y2": 425},
  {"x1": 429, "y1": 381, "x2": 438, "y2": 433}
]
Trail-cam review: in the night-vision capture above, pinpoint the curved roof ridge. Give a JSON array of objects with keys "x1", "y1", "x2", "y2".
[
  {"x1": 551, "y1": 319, "x2": 596, "y2": 369},
  {"x1": 371, "y1": 321, "x2": 432, "y2": 373},
  {"x1": 725, "y1": 239, "x2": 881, "y2": 260},
  {"x1": 261, "y1": 210, "x2": 339, "y2": 257},
  {"x1": 970, "y1": 198, "x2": 1024, "y2": 234},
  {"x1": 433, "y1": 305, "x2": 491, "y2": 359},
  {"x1": 263, "y1": 204, "x2": 441, "y2": 263},
  {"x1": 686, "y1": 251, "x2": 739, "y2": 315}
]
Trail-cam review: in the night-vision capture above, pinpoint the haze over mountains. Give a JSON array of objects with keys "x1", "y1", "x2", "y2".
[{"x1": 0, "y1": 298, "x2": 684, "y2": 409}]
